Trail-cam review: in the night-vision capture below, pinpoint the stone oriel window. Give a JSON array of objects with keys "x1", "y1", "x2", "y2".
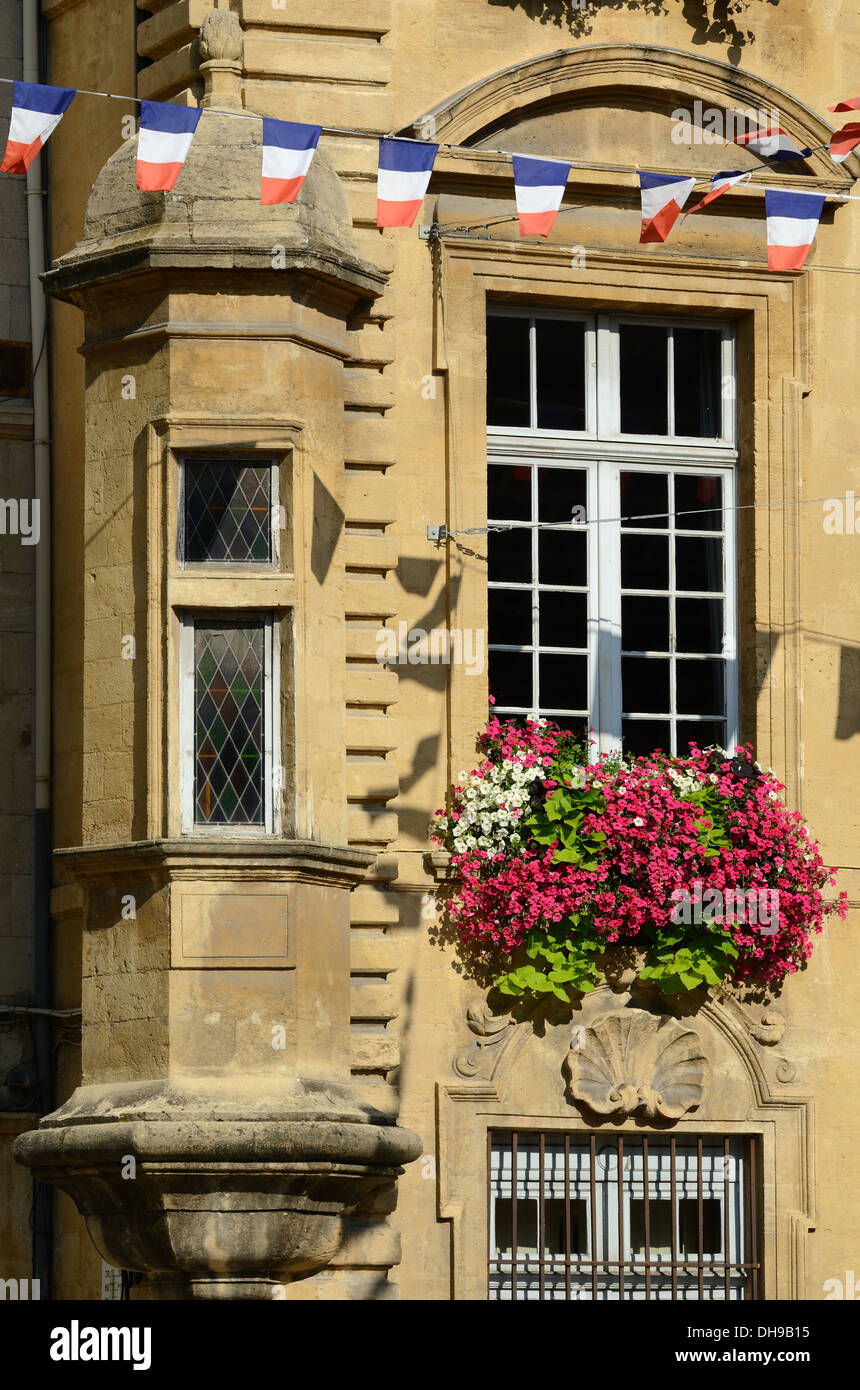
[
  {"x1": 180, "y1": 614, "x2": 279, "y2": 832},
  {"x1": 489, "y1": 1130, "x2": 759, "y2": 1301},
  {"x1": 486, "y1": 307, "x2": 738, "y2": 756},
  {"x1": 180, "y1": 456, "x2": 276, "y2": 564}
]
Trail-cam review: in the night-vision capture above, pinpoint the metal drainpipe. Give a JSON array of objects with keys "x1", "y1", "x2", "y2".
[{"x1": 23, "y1": 0, "x2": 54, "y2": 1299}]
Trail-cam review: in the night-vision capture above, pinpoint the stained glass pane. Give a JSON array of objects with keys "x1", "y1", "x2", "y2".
[
  {"x1": 194, "y1": 621, "x2": 265, "y2": 825},
  {"x1": 184, "y1": 460, "x2": 272, "y2": 562}
]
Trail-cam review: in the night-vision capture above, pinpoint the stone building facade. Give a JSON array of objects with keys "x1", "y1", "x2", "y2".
[{"x1": 1, "y1": 0, "x2": 858, "y2": 1299}]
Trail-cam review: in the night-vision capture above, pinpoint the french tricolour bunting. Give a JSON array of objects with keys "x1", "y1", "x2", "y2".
[
  {"x1": 377, "y1": 137, "x2": 438, "y2": 228},
  {"x1": 829, "y1": 122, "x2": 860, "y2": 164},
  {"x1": 512, "y1": 154, "x2": 571, "y2": 236},
  {"x1": 686, "y1": 169, "x2": 751, "y2": 214},
  {"x1": 639, "y1": 172, "x2": 696, "y2": 243},
  {"x1": 732, "y1": 126, "x2": 811, "y2": 162},
  {"x1": 765, "y1": 188, "x2": 825, "y2": 271},
  {"x1": 261, "y1": 119, "x2": 321, "y2": 204},
  {"x1": 136, "y1": 100, "x2": 202, "y2": 192},
  {"x1": 829, "y1": 97, "x2": 860, "y2": 112},
  {"x1": 0, "y1": 81, "x2": 76, "y2": 174}
]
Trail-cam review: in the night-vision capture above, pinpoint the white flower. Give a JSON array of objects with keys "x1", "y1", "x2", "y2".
[{"x1": 633, "y1": 817, "x2": 644, "y2": 827}]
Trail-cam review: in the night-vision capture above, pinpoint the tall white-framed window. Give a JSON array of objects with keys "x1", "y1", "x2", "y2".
[
  {"x1": 179, "y1": 613, "x2": 279, "y2": 834},
  {"x1": 488, "y1": 1131, "x2": 759, "y2": 1302},
  {"x1": 486, "y1": 307, "x2": 738, "y2": 756}
]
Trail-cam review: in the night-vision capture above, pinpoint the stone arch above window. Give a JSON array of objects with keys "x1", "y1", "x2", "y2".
[{"x1": 402, "y1": 43, "x2": 854, "y2": 186}]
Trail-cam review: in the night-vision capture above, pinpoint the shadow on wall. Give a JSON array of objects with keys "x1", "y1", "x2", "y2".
[
  {"x1": 487, "y1": 0, "x2": 777, "y2": 65},
  {"x1": 837, "y1": 645, "x2": 860, "y2": 740}
]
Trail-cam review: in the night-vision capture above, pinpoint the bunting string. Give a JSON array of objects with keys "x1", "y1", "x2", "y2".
[{"x1": 1, "y1": 73, "x2": 859, "y2": 270}]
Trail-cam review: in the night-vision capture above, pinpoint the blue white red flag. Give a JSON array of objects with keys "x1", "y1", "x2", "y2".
[
  {"x1": 685, "y1": 170, "x2": 751, "y2": 214},
  {"x1": 261, "y1": 119, "x2": 321, "y2": 204},
  {"x1": 0, "y1": 81, "x2": 76, "y2": 173},
  {"x1": 765, "y1": 189, "x2": 825, "y2": 271},
  {"x1": 732, "y1": 127, "x2": 811, "y2": 162},
  {"x1": 136, "y1": 101, "x2": 202, "y2": 192},
  {"x1": 829, "y1": 123, "x2": 860, "y2": 164},
  {"x1": 638, "y1": 172, "x2": 696, "y2": 243},
  {"x1": 829, "y1": 97, "x2": 860, "y2": 112},
  {"x1": 512, "y1": 154, "x2": 571, "y2": 236},
  {"x1": 377, "y1": 138, "x2": 438, "y2": 228}
]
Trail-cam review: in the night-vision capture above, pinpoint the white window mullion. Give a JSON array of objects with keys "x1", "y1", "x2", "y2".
[
  {"x1": 531, "y1": 463, "x2": 540, "y2": 715},
  {"x1": 596, "y1": 461, "x2": 622, "y2": 754},
  {"x1": 723, "y1": 466, "x2": 739, "y2": 750},
  {"x1": 528, "y1": 317, "x2": 538, "y2": 431},
  {"x1": 667, "y1": 327, "x2": 676, "y2": 438},
  {"x1": 596, "y1": 314, "x2": 617, "y2": 436},
  {"x1": 668, "y1": 471, "x2": 678, "y2": 756}
]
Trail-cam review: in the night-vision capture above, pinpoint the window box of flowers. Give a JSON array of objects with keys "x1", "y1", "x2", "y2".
[{"x1": 430, "y1": 711, "x2": 845, "y2": 1002}]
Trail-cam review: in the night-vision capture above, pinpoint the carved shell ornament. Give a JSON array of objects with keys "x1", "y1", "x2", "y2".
[{"x1": 564, "y1": 1010, "x2": 707, "y2": 1121}]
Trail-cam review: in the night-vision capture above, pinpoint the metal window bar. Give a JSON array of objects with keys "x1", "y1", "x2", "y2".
[{"x1": 488, "y1": 1130, "x2": 761, "y2": 1301}]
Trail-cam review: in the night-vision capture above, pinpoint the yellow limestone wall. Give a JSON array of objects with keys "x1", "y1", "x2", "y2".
[{"x1": 32, "y1": 0, "x2": 860, "y2": 1299}]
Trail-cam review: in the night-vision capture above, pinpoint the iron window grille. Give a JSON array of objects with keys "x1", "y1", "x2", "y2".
[{"x1": 488, "y1": 1130, "x2": 760, "y2": 1301}]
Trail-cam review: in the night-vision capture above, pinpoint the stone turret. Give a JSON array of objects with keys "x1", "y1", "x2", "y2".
[{"x1": 14, "y1": 10, "x2": 420, "y2": 1300}]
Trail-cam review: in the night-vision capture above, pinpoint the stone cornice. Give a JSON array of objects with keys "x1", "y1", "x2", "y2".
[
  {"x1": 43, "y1": 243, "x2": 386, "y2": 312},
  {"x1": 54, "y1": 837, "x2": 376, "y2": 887}
]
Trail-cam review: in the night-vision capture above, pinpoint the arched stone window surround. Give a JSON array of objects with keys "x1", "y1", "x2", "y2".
[
  {"x1": 404, "y1": 42, "x2": 856, "y2": 190},
  {"x1": 436, "y1": 989, "x2": 813, "y2": 1301}
]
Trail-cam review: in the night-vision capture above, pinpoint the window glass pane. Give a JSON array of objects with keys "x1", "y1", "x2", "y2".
[
  {"x1": 488, "y1": 463, "x2": 531, "y2": 521},
  {"x1": 488, "y1": 528, "x2": 531, "y2": 583},
  {"x1": 487, "y1": 315, "x2": 531, "y2": 427},
  {"x1": 679, "y1": 1199, "x2": 722, "y2": 1257},
  {"x1": 536, "y1": 320, "x2": 586, "y2": 430},
  {"x1": 673, "y1": 329, "x2": 722, "y2": 438},
  {"x1": 620, "y1": 471, "x2": 669, "y2": 528},
  {"x1": 538, "y1": 466, "x2": 587, "y2": 523},
  {"x1": 539, "y1": 530, "x2": 586, "y2": 586},
  {"x1": 550, "y1": 716, "x2": 588, "y2": 739},
  {"x1": 621, "y1": 596, "x2": 670, "y2": 652},
  {"x1": 622, "y1": 718, "x2": 671, "y2": 755},
  {"x1": 677, "y1": 719, "x2": 726, "y2": 753},
  {"x1": 622, "y1": 656, "x2": 670, "y2": 713},
  {"x1": 675, "y1": 473, "x2": 723, "y2": 532},
  {"x1": 489, "y1": 588, "x2": 533, "y2": 646},
  {"x1": 539, "y1": 591, "x2": 587, "y2": 648},
  {"x1": 676, "y1": 537, "x2": 723, "y2": 593},
  {"x1": 677, "y1": 598, "x2": 724, "y2": 654},
  {"x1": 184, "y1": 460, "x2": 271, "y2": 563},
  {"x1": 489, "y1": 649, "x2": 532, "y2": 708},
  {"x1": 195, "y1": 621, "x2": 264, "y2": 825},
  {"x1": 676, "y1": 659, "x2": 725, "y2": 716},
  {"x1": 621, "y1": 534, "x2": 669, "y2": 591},
  {"x1": 620, "y1": 325, "x2": 669, "y2": 434},
  {"x1": 539, "y1": 654, "x2": 587, "y2": 710},
  {"x1": 630, "y1": 1200, "x2": 673, "y2": 1259}
]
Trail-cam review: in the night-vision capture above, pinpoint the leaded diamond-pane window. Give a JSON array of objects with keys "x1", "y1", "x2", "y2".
[
  {"x1": 183, "y1": 459, "x2": 272, "y2": 563},
  {"x1": 194, "y1": 621, "x2": 265, "y2": 825}
]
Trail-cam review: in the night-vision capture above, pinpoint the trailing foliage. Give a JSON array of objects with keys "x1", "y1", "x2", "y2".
[{"x1": 431, "y1": 712, "x2": 845, "y2": 1000}]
